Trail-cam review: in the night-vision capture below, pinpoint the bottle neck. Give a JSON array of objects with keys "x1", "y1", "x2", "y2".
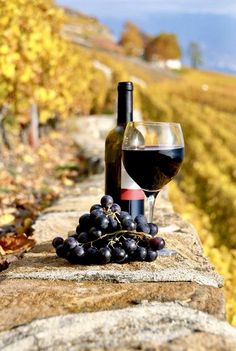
[{"x1": 117, "y1": 89, "x2": 133, "y2": 125}]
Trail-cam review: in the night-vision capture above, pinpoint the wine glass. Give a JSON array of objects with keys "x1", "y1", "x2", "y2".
[{"x1": 122, "y1": 121, "x2": 184, "y2": 223}]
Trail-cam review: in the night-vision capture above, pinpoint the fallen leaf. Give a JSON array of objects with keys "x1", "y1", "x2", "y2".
[
  {"x1": 0, "y1": 214, "x2": 14, "y2": 226},
  {"x1": 0, "y1": 232, "x2": 35, "y2": 255}
]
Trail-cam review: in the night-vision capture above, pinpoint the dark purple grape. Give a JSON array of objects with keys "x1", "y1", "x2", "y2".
[
  {"x1": 93, "y1": 237, "x2": 109, "y2": 249},
  {"x1": 66, "y1": 245, "x2": 85, "y2": 264},
  {"x1": 150, "y1": 237, "x2": 165, "y2": 251},
  {"x1": 136, "y1": 223, "x2": 150, "y2": 234},
  {"x1": 123, "y1": 238, "x2": 137, "y2": 254},
  {"x1": 95, "y1": 214, "x2": 109, "y2": 230},
  {"x1": 98, "y1": 247, "x2": 112, "y2": 264},
  {"x1": 121, "y1": 218, "x2": 136, "y2": 231},
  {"x1": 134, "y1": 215, "x2": 148, "y2": 225},
  {"x1": 77, "y1": 232, "x2": 89, "y2": 243},
  {"x1": 73, "y1": 245, "x2": 85, "y2": 257},
  {"x1": 52, "y1": 236, "x2": 64, "y2": 248},
  {"x1": 90, "y1": 204, "x2": 102, "y2": 212},
  {"x1": 68, "y1": 245, "x2": 85, "y2": 264},
  {"x1": 89, "y1": 227, "x2": 102, "y2": 240},
  {"x1": 148, "y1": 223, "x2": 158, "y2": 236},
  {"x1": 118, "y1": 211, "x2": 132, "y2": 222},
  {"x1": 67, "y1": 254, "x2": 78, "y2": 264},
  {"x1": 138, "y1": 237, "x2": 150, "y2": 247},
  {"x1": 146, "y1": 249, "x2": 158, "y2": 262},
  {"x1": 63, "y1": 237, "x2": 78, "y2": 250},
  {"x1": 76, "y1": 224, "x2": 82, "y2": 235},
  {"x1": 108, "y1": 216, "x2": 119, "y2": 232},
  {"x1": 115, "y1": 253, "x2": 129, "y2": 264},
  {"x1": 124, "y1": 232, "x2": 138, "y2": 241},
  {"x1": 56, "y1": 244, "x2": 67, "y2": 258},
  {"x1": 79, "y1": 213, "x2": 90, "y2": 224},
  {"x1": 100, "y1": 195, "x2": 113, "y2": 209},
  {"x1": 79, "y1": 213, "x2": 91, "y2": 230},
  {"x1": 133, "y1": 246, "x2": 147, "y2": 261},
  {"x1": 90, "y1": 209, "x2": 104, "y2": 223},
  {"x1": 112, "y1": 247, "x2": 126, "y2": 262},
  {"x1": 86, "y1": 246, "x2": 98, "y2": 263},
  {"x1": 111, "y1": 203, "x2": 121, "y2": 213}
]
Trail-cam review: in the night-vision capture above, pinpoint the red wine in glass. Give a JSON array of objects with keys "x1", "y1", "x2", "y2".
[{"x1": 122, "y1": 146, "x2": 184, "y2": 192}]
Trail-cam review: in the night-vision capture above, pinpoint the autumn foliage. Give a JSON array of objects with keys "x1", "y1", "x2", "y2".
[
  {"x1": 119, "y1": 21, "x2": 146, "y2": 56},
  {"x1": 0, "y1": 0, "x2": 110, "y2": 142},
  {"x1": 119, "y1": 23, "x2": 181, "y2": 62},
  {"x1": 0, "y1": 0, "x2": 70, "y2": 124},
  {"x1": 144, "y1": 33, "x2": 182, "y2": 61}
]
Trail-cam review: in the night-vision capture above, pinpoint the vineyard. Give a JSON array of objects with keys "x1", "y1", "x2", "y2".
[{"x1": 0, "y1": 0, "x2": 236, "y2": 325}]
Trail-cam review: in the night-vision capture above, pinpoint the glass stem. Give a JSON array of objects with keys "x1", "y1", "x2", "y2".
[{"x1": 145, "y1": 192, "x2": 159, "y2": 223}]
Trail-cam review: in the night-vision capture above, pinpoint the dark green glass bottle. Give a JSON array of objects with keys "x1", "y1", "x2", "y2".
[{"x1": 105, "y1": 82, "x2": 144, "y2": 218}]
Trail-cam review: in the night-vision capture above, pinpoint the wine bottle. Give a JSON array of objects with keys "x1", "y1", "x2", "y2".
[{"x1": 105, "y1": 81, "x2": 144, "y2": 218}]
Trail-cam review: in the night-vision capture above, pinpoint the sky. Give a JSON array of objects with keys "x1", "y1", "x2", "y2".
[{"x1": 56, "y1": 0, "x2": 236, "y2": 17}]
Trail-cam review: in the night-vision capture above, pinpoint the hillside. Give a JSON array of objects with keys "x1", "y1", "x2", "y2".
[{"x1": 62, "y1": 7, "x2": 121, "y2": 53}]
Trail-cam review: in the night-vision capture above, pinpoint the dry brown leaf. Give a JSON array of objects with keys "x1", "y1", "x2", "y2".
[{"x1": 0, "y1": 233, "x2": 36, "y2": 255}]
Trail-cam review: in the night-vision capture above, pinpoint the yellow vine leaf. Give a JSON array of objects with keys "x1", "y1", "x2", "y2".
[{"x1": 0, "y1": 214, "x2": 15, "y2": 226}]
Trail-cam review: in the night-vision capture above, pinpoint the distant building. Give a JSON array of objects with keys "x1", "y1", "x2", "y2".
[{"x1": 151, "y1": 59, "x2": 182, "y2": 70}]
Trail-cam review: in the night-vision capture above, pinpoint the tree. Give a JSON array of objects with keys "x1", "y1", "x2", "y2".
[
  {"x1": 144, "y1": 33, "x2": 181, "y2": 62},
  {"x1": 119, "y1": 21, "x2": 144, "y2": 56},
  {"x1": 188, "y1": 42, "x2": 202, "y2": 68},
  {"x1": 0, "y1": 0, "x2": 66, "y2": 125},
  {"x1": 0, "y1": 0, "x2": 95, "y2": 141}
]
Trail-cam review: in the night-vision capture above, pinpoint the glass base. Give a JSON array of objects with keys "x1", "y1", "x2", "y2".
[{"x1": 157, "y1": 248, "x2": 177, "y2": 257}]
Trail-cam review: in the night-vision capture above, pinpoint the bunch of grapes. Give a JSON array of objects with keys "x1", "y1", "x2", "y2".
[{"x1": 52, "y1": 195, "x2": 165, "y2": 265}]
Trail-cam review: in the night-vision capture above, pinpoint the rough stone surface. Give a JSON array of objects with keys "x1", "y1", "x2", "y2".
[
  {"x1": 0, "y1": 115, "x2": 235, "y2": 350},
  {"x1": 0, "y1": 279, "x2": 225, "y2": 333},
  {"x1": 0, "y1": 302, "x2": 236, "y2": 351}
]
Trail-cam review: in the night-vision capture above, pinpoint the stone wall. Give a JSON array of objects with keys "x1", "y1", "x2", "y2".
[{"x1": 0, "y1": 115, "x2": 236, "y2": 350}]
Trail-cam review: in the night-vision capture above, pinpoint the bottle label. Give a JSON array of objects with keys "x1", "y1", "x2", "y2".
[{"x1": 121, "y1": 162, "x2": 144, "y2": 200}]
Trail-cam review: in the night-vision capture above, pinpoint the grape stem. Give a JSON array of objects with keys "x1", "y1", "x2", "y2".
[
  {"x1": 85, "y1": 230, "x2": 151, "y2": 246},
  {"x1": 102, "y1": 208, "x2": 122, "y2": 225}
]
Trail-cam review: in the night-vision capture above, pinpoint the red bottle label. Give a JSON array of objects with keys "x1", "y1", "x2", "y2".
[{"x1": 121, "y1": 162, "x2": 144, "y2": 200}]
